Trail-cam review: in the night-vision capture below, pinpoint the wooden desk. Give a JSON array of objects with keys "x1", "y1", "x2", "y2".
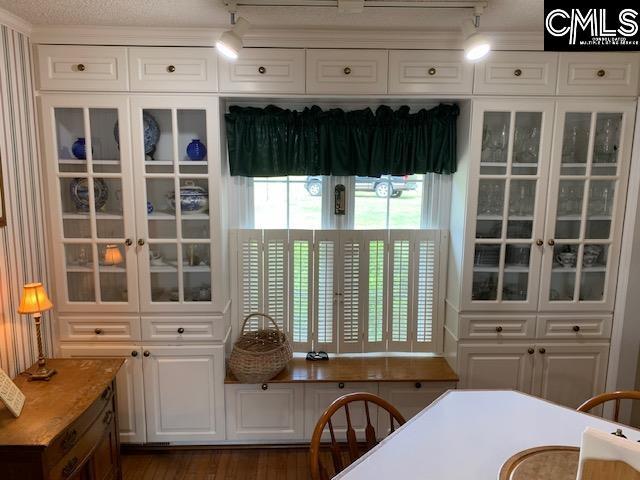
[{"x1": 0, "y1": 358, "x2": 123, "y2": 480}]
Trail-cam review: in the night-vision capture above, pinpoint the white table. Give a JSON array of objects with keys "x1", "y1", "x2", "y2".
[{"x1": 335, "y1": 390, "x2": 640, "y2": 480}]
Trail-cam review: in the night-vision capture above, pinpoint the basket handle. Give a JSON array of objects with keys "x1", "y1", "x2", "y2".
[{"x1": 240, "y1": 313, "x2": 281, "y2": 336}]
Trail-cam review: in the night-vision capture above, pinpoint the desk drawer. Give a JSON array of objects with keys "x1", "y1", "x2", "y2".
[
  {"x1": 474, "y1": 52, "x2": 558, "y2": 95},
  {"x1": 59, "y1": 315, "x2": 140, "y2": 341},
  {"x1": 389, "y1": 50, "x2": 473, "y2": 94},
  {"x1": 459, "y1": 315, "x2": 536, "y2": 340},
  {"x1": 557, "y1": 53, "x2": 640, "y2": 96},
  {"x1": 36, "y1": 45, "x2": 128, "y2": 91},
  {"x1": 128, "y1": 47, "x2": 218, "y2": 92},
  {"x1": 306, "y1": 49, "x2": 388, "y2": 94},
  {"x1": 141, "y1": 315, "x2": 225, "y2": 341},
  {"x1": 537, "y1": 314, "x2": 612, "y2": 339}
]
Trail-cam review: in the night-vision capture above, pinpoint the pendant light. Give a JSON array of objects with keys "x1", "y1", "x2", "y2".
[
  {"x1": 463, "y1": 15, "x2": 491, "y2": 62},
  {"x1": 216, "y1": 14, "x2": 250, "y2": 61}
]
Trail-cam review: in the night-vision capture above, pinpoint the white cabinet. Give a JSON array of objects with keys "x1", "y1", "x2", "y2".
[
  {"x1": 304, "y1": 382, "x2": 378, "y2": 440},
  {"x1": 388, "y1": 50, "x2": 473, "y2": 94},
  {"x1": 128, "y1": 47, "x2": 218, "y2": 92},
  {"x1": 59, "y1": 344, "x2": 146, "y2": 444},
  {"x1": 537, "y1": 314, "x2": 612, "y2": 340},
  {"x1": 306, "y1": 49, "x2": 388, "y2": 94},
  {"x1": 218, "y1": 48, "x2": 305, "y2": 94},
  {"x1": 36, "y1": 45, "x2": 129, "y2": 92},
  {"x1": 141, "y1": 315, "x2": 226, "y2": 342},
  {"x1": 142, "y1": 345, "x2": 225, "y2": 442},
  {"x1": 474, "y1": 52, "x2": 558, "y2": 95},
  {"x1": 458, "y1": 343, "x2": 535, "y2": 392},
  {"x1": 557, "y1": 53, "x2": 640, "y2": 96},
  {"x1": 459, "y1": 314, "x2": 536, "y2": 340},
  {"x1": 58, "y1": 315, "x2": 141, "y2": 341},
  {"x1": 225, "y1": 383, "x2": 305, "y2": 441}
]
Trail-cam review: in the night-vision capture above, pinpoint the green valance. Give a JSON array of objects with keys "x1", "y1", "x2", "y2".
[{"x1": 225, "y1": 103, "x2": 459, "y2": 177}]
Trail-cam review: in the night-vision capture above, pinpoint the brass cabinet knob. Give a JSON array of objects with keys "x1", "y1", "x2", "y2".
[
  {"x1": 428, "y1": 67, "x2": 437, "y2": 76},
  {"x1": 125, "y1": 238, "x2": 133, "y2": 246},
  {"x1": 415, "y1": 382, "x2": 422, "y2": 389},
  {"x1": 514, "y1": 68, "x2": 522, "y2": 77},
  {"x1": 131, "y1": 350, "x2": 138, "y2": 357},
  {"x1": 597, "y1": 69, "x2": 606, "y2": 77},
  {"x1": 143, "y1": 350, "x2": 150, "y2": 357},
  {"x1": 167, "y1": 65, "x2": 176, "y2": 73},
  {"x1": 573, "y1": 325, "x2": 581, "y2": 332},
  {"x1": 101, "y1": 385, "x2": 112, "y2": 400},
  {"x1": 539, "y1": 347, "x2": 546, "y2": 354},
  {"x1": 258, "y1": 66, "x2": 266, "y2": 74},
  {"x1": 261, "y1": 383, "x2": 268, "y2": 391},
  {"x1": 94, "y1": 328, "x2": 103, "y2": 335},
  {"x1": 536, "y1": 239, "x2": 544, "y2": 247},
  {"x1": 338, "y1": 382, "x2": 345, "y2": 389},
  {"x1": 76, "y1": 64, "x2": 85, "y2": 72},
  {"x1": 343, "y1": 66, "x2": 352, "y2": 75},
  {"x1": 177, "y1": 327, "x2": 185, "y2": 334},
  {"x1": 495, "y1": 326, "x2": 503, "y2": 333},
  {"x1": 102, "y1": 409, "x2": 114, "y2": 425},
  {"x1": 527, "y1": 347, "x2": 535, "y2": 355},
  {"x1": 137, "y1": 238, "x2": 145, "y2": 246},
  {"x1": 62, "y1": 457, "x2": 79, "y2": 478},
  {"x1": 547, "y1": 239, "x2": 555, "y2": 246}
]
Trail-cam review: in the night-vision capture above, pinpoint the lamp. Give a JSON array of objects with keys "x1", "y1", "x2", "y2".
[
  {"x1": 104, "y1": 244, "x2": 124, "y2": 266},
  {"x1": 462, "y1": 16, "x2": 491, "y2": 62},
  {"x1": 216, "y1": 16, "x2": 250, "y2": 60},
  {"x1": 17, "y1": 282, "x2": 55, "y2": 381}
]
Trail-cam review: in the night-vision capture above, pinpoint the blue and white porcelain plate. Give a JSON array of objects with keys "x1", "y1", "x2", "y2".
[{"x1": 114, "y1": 112, "x2": 160, "y2": 155}]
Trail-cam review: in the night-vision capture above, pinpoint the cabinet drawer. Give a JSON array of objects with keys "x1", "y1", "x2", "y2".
[
  {"x1": 459, "y1": 315, "x2": 536, "y2": 340},
  {"x1": 219, "y1": 48, "x2": 305, "y2": 94},
  {"x1": 389, "y1": 50, "x2": 473, "y2": 94},
  {"x1": 306, "y1": 49, "x2": 388, "y2": 94},
  {"x1": 557, "y1": 53, "x2": 640, "y2": 96},
  {"x1": 474, "y1": 52, "x2": 558, "y2": 95},
  {"x1": 537, "y1": 315, "x2": 612, "y2": 339},
  {"x1": 225, "y1": 383, "x2": 304, "y2": 441},
  {"x1": 141, "y1": 315, "x2": 225, "y2": 342},
  {"x1": 304, "y1": 382, "x2": 378, "y2": 440},
  {"x1": 128, "y1": 47, "x2": 218, "y2": 92},
  {"x1": 36, "y1": 45, "x2": 128, "y2": 91},
  {"x1": 59, "y1": 316, "x2": 140, "y2": 341}
]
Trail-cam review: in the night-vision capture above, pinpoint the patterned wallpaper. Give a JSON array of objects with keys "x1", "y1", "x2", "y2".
[{"x1": 0, "y1": 24, "x2": 52, "y2": 376}]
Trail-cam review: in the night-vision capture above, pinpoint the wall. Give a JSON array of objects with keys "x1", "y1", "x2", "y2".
[{"x1": 0, "y1": 22, "x2": 51, "y2": 376}]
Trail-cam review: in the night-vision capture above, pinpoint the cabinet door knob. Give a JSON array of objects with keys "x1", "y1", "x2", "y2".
[
  {"x1": 125, "y1": 238, "x2": 133, "y2": 246},
  {"x1": 495, "y1": 326, "x2": 503, "y2": 333},
  {"x1": 76, "y1": 64, "x2": 85, "y2": 72},
  {"x1": 343, "y1": 66, "x2": 352, "y2": 75},
  {"x1": 258, "y1": 66, "x2": 266, "y2": 74},
  {"x1": 573, "y1": 325, "x2": 581, "y2": 332},
  {"x1": 94, "y1": 328, "x2": 103, "y2": 335},
  {"x1": 137, "y1": 238, "x2": 145, "y2": 246},
  {"x1": 527, "y1": 347, "x2": 535, "y2": 355},
  {"x1": 547, "y1": 239, "x2": 555, "y2": 246},
  {"x1": 536, "y1": 239, "x2": 544, "y2": 246},
  {"x1": 62, "y1": 457, "x2": 79, "y2": 478},
  {"x1": 428, "y1": 67, "x2": 437, "y2": 76},
  {"x1": 539, "y1": 347, "x2": 546, "y2": 354},
  {"x1": 514, "y1": 68, "x2": 522, "y2": 77},
  {"x1": 102, "y1": 409, "x2": 114, "y2": 425},
  {"x1": 415, "y1": 382, "x2": 422, "y2": 389},
  {"x1": 167, "y1": 65, "x2": 176, "y2": 73},
  {"x1": 338, "y1": 382, "x2": 345, "y2": 389},
  {"x1": 143, "y1": 350, "x2": 150, "y2": 357},
  {"x1": 177, "y1": 327, "x2": 185, "y2": 334},
  {"x1": 597, "y1": 69, "x2": 606, "y2": 77},
  {"x1": 131, "y1": 350, "x2": 138, "y2": 357},
  {"x1": 261, "y1": 383, "x2": 268, "y2": 391}
]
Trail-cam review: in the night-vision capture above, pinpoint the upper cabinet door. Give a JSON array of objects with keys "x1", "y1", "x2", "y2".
[
  {"x1": 462, "y1": 99, "x2": 555, "y2": 311},
  {"x1": 40, "y1": 95, "x2": 139, "y2": 312},
  {"x1": 389, "y1": 50, "x2": 473, "y2": 94},
  {"x1": 539, "y1": 99, "x2": 636, "y2": 312},
  {"x1": 128, "y1": 47, "x2": 218, "y2": 92},
  {"x1": 130, "y1": 96, "x2": 226, "y2": 313},
  {"x1": 557, "y1": 53, "x2": 640, "y2": 96},
  {"x1": 474, "y1": 52, "x2": 558, "y2": 95},
  {"x1": 306, "y1": 49, "x2": 388, "y2": 94},
  {"x1": 218, "y1": 48, "x2": 305, "y2": 94},
  {"x1": 37, "y1": 45, "x2": 129, "y2": 92}
]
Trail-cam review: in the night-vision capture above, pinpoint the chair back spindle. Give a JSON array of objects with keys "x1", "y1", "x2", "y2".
[{"x1": 577, "y1": 391, "x2": 640, "y2": 423}]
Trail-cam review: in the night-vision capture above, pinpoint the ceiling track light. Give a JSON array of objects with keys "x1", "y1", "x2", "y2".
[
  {"x1": 216, "y1": 13, "x2": 250, "y2": 61},
  {"x1": 462, "y1": 12, "x2": 491, "y2": 62}
]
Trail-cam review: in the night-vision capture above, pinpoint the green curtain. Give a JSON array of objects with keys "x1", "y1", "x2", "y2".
[{"x1": 225, "y1": 103, "x2": 459, "y2": 177}]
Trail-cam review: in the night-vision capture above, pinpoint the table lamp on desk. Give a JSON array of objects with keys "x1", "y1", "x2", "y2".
[{"x1": 17, "y1": 282, "x2": 55, "y2": 381}]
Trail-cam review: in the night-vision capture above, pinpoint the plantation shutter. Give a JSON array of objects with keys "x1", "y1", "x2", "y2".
[
  {"x1": 237, "y1": 230, "x2": 264, "y2": 332},
  {"x1": 338, "y1": 231, "x2": 364, "y2": 353},
  {"x1": 363, "y1": 231, "x2": 388, "y2": 352},
  {"x1": 264, "y1": 230, "x2": 288, "y2": 333},
  {"x1": 314, "y1": 230, "x2": 339, "y2": 352},
  {"x1": 289, "y1": 230, "x2": 313, "y2": 352},
  {"x1": 388, "y1": 231, "x2": 413, "y2": 352}
]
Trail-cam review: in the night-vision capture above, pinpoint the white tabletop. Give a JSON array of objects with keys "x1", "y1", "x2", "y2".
[{"x1": 335, "y1": 390, "x2": 640, "y2": 480}]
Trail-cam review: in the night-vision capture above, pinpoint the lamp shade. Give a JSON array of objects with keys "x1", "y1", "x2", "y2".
[
  {"x1": 17, "y1": 282, "x2": 53, "y2": 314},
  {"x1": 104, "y1": 244, "x2": 124, "y2": 266}
]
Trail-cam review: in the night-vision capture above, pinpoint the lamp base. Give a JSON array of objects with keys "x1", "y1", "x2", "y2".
[{"x1": 27, "y1": 367, "x2": 57, "y2": 381}]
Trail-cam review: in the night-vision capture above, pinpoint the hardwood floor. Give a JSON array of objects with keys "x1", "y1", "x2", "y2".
[{"x1": 122, "y1": 447, "x2": 313, "y2": 480}]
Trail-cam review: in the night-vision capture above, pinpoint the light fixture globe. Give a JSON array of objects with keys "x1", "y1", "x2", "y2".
[
  {"x1": 464, "y1": 32, "x2": 491, "y2": 61},
  {"x1": 216, "y1": 17, "x2": 250, "y2": 61}
]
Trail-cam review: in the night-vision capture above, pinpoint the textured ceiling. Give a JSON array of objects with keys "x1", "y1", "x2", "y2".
[{"x1": 0, "y1": 0, "x2": 542, "y2": 31}]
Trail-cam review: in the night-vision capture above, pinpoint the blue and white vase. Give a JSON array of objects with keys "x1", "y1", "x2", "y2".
[
  {"x1": 147, "y1": 201, "x2": 154, "y2": 214},
  {"x1": 186, "y1": 139, "x2": 207, "y2": 161},
  {"x1": 72, "y1": 138, "x2": 86, "y2": 160}
]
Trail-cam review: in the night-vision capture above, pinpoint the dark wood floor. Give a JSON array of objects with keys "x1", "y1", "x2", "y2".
[{"x1": 122, "y1": 447, "x2": 313, "y2": 480}]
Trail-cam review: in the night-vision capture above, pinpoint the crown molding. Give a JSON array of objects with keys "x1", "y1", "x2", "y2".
[
  {"x1": 0, "y1": 7, "x2": 33, "y2": 36},
  {"x1": 31, "y1": 24, "x2": 543, "y2": 50}
]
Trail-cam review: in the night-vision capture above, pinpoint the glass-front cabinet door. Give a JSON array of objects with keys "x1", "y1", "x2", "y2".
[
  {"x1": 539, "y1": 100, "x2": 636, "y2": 311},
  {"x1": 131, "y1": 97, "x2": 223, "y2": 312},
  {"x1": 463, "y1": 99, "x2": 555, "y2": 311},
  {"x1": 41, "y1": 95, "x2": 138, "y2": 312}
]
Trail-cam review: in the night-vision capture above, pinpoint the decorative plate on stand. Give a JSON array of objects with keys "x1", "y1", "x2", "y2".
[{"x1": 114, "y1": 112, "x2": 160, "y2": 159}]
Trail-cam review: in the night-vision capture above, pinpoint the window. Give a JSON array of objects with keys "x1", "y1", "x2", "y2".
[
  {"x1": 253, "y1": 176, "x2": 322, "y2": 229},
  {"x1": 232, "y1": 229, "x2": 446, "y2": 353}
]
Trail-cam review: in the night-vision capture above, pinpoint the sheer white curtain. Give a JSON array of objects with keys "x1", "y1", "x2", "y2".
[
  {"x1": 227, "y1": 176, "x2": 254, "y2": 229},
  {"x1": 422, "y1": 173, "x2": 452, "y2": 229}
]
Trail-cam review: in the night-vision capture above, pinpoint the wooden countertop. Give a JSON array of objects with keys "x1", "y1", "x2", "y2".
[
  {"x1": 0, "y1": 358, "x2": 123, "y2": 447},
  {"x1": 225, "y1": 356, "x2": 458, "y2": 383}
]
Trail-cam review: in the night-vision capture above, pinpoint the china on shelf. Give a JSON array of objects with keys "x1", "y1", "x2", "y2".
[
  {"x1": 186, "y1": 139, "x2": 207, "y2": 161},
  {"x1": 556, "y1": 251, "x2": 577, "y2": 268},
  {"x1": 149, "y1": 251, "x2": 166, "y2": 266},
  {"x1": 167, "y1": 181, "x2": 209, "y2": 214},
  {"x1": 70, "y1": 178, "x2": 108, "y2": 212}
]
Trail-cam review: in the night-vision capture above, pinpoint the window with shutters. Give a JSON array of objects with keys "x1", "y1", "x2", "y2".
[{"x1": 231, "y1": 229, "x2": 447, "y2": 353}]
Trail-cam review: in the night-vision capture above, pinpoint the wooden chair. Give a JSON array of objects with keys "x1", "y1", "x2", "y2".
[
  {"x1": 577, "y1": 391, "x2": 640, "y2": 423},
  {"x1": 309, "y1": 392, "x2": 406, "y2": 480}
]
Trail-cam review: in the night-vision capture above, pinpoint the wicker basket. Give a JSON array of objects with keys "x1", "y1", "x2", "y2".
[{"x1": 229, "y1": 313, "x2": 293, "y2": 383}]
